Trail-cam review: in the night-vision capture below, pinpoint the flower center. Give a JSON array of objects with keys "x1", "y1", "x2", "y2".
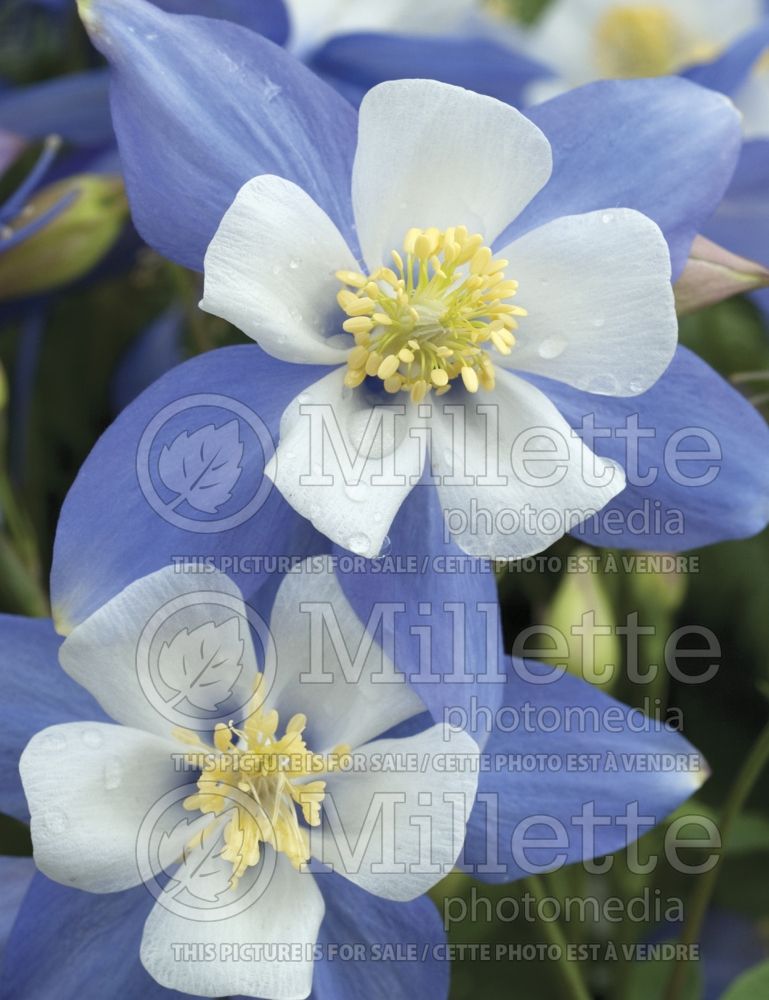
[
  {"x1": 175, "y1": 675, "x2": 350, "y2": 881},
  {"x1": 594, "y1": 5, "x2": 718, "y2": 78},
  {"x1": 337, "y1": 226, "x2": 525, "y2": 403}
]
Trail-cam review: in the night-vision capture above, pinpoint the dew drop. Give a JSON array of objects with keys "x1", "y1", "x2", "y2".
[
  {"x1": 344, "y1": 484, "x2": 366, "y2": 503},
  {"x1": 347, "y1": 533, "x2": 370, "y2": 555},
  {"x1": 593, "y1": 316, "x2": 606, "y2": 329},
  {"x1": 289, "y1": 307, "x2": 303, "y2": 322},
  {"x1": 39, "y1": 732, "x2": 67, "y2": 752},
  {"x1": 629, "y1": 377, "x2": 645, "y2": 394},
  {"x1": 374, "y1": 535, "x2": 392, "y2": 559},
  {"x1": 584, "y1": 374, "x2": 619, "y2": 394},
  {"x1": 296, "y1": 393, "x2": 310, "y2": 405},
  {"x1": 43, "y1": 809, "x2": 69, "y2": 834},
  {"x1": 104, "y1": 756, "x2": 123, "y2": 791},
  {"x1": 538, "y1": 336, "x2": 567, "y2": 360},
  {"x1": 271, "y1": 263, "x2": 282, "y2": 276},
  {"x1": 372, "y1": 511, "x2": 383, "y2": 524},
  {"x1": 81, "y1": 729, "x2": 103, "y2": 749},
  {"x1": 288, "y1": 258, "x2": 302, "y2": 270},
  {"x1": 601, "y1": 213, "x2": 613, "y2": 224}
]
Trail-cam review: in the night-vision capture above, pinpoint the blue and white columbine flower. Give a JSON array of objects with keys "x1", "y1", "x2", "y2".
[
  {"x1": 524, "y1": 0, "x2": 768, "y2": 100},
  {"x1": 199, "y1": 77, "x2": 678, "y2": 559},
  {"x1": 64, "y1": 0, "x2": 769, "y2": 578},
  {"x1": 17, "y1": 561, "x2": 478, "y2": 999},
  {"x1": 516, "y1": 1, "x2": 769, "y2": 313},
  {"x1": 1, "y1": 560, "x2": 708, "y2": 997}
]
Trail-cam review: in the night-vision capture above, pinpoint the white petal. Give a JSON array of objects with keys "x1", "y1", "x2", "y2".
[
  {"x1": 677, "y1": 0, "x2": 761, "y2": 43},
  {"x1": 501, "y1": 209, "x2": 676, "y2": 395},
  {"x1": 265, "y1": 369, "x2": 426, "y2": 557},
  {"x1": 141, "y1": 848, "x2": 323, "y2": 1000},
  {"x1": 266, "y1": 555, "x2": 425, "y2": 751},
  {"x1": 521, "y1": 0, "x2": 599, "y2": 86},
  {"x1": 735, "y1": 71, "x2": 769, "y2": 140},
  {"x1": 59, "y1": 566, "x2": 259, "y2": 738},
  {"x1": 286, "y1": 0, "x2": 472, "y2": 54},
  {"x1": 20, "y1": 722, "x2": 184, "y2": 893},
  {"x1": 201, "y1": 175, "x2": 356, "y2": 365},
  {"x1": 313, "y1": 725, "x2": 478, "y2": 900},
  {"x1": 353, "y1": 80, "x2": 552, "y2": 269},
  {"x1": 429, "y1": 371, "x2": 626, "y2": 558}
]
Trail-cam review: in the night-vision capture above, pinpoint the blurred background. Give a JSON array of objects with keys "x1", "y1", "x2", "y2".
[{"x1": 1, "y1": 1, "x2": 768, "y2": 997}]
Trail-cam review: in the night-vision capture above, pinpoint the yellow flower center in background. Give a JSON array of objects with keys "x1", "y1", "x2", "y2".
[
  {"x1": 337, "y1": 226, "x2": 526, "y2": 403},
  {"x1": 175, "y1": 675, "x2": 350, "y2": 882},
  {"x1": 594, "y1": 4, "x2": 718, "y2": 78}
]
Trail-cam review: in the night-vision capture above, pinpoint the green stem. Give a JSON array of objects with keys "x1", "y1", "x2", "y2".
[
  {"x1": 522, "y1": 875, "x2": 592, "y2": 1000},
  {"x1": 664, "y1": 717, "x2": 769, "y2": 1000},
  {"x1": 0, "y1": 534, "x2": 49, "y2": 617}
]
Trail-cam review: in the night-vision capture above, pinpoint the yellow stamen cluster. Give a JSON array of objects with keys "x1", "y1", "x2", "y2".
[
  {"x1": 175, "y1": 675, "x2": 350, "y2": 882},
  {"x1": 594, "y1": 5, "x2": 718, "y2": 78},
  {"x1": 337, "y1": 226, "x2": 526, "y2": 403}
]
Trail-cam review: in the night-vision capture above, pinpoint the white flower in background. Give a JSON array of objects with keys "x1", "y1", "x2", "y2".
[
  {"x1": 20, "y1": 561, "x2": 478, "y2": 999},
  {"x1": 283, "y1": 0, "x2": 476, "y2": 57},
  {"x1": 525, "y1": 0, "x2": 769, "y2": 138},
  {"x1": 201, "y1": 79, "x2": 677, "y2": 559}
]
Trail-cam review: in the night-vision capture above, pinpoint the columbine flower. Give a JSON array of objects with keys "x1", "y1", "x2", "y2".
[
  {"x1": 198, "y1": 76, "x2": 679, "y2": 558},
  {"x1": 2, "y1": 559, "x2": 708, "y2": 997},
  {"x1": 524, "y1": 0, "x2": 767, "y2": 102},
  {"x1": 61, "y1": 0, "x2": 769, "y2": 590},
  {"x1": 18, "y1": 561, "x2": 478, "y2": 998},
  {"x1": 518, "y1": 0, "x2": 769, "y2": 162},
  {"x1": 517, "y1": 1, "x2": 769, "y2": 315}
]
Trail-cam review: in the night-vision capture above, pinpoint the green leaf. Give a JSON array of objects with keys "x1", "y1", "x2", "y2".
[{"x1": 722, "y1": 958, "x2": 769, "y2": 999}]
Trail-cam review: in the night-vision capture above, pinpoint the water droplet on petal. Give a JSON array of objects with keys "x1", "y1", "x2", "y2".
[
  {"x1": 104, "y1": 756, "x2": 123, "y2": 791},
  {"x1": 289, "y1": 258, "x2": 301, "y2": 270},
  {"x1": 271, "y1": 264, "x2": 282, "y2": 276},
  {"x1": 584, "y1": 374, "x2": 619, "y2": 394},
  {"x1": 374, "y1": 535, "x2": 392, "y2": 559},
  {"x1": 601, "y1": 213, "x2": 613, "y2": 224},
  {"x1": 538, "y1": 336, "x2": 567, "y2": 360},
  {"x1": 43, "y1": 809, "x2": 69, "y2": 834},
  {"x1": 629, "y1": 377, "x2": 645, "y2": 394},
  {"x1": 39, "y1": 732, "x2": 67, "y2": 752},
  {"x1": 344, "y1": 484, "x2": 366, "y2": 503},
  {"x1": 81, "y1": 729, "x2": 103, "y2": 749},
  {"x1": 593, "y1": 316, "x2": 605, "y2": 329},
  {"x1": 347, "y1": 533, "x2": 370, "y2": 555},
  {"x1": 289, "y1": 307, "x2": 303, "y2": 322},
  {"x1": 296, "y1": 393, "x2": 310, "y2": 405}
]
